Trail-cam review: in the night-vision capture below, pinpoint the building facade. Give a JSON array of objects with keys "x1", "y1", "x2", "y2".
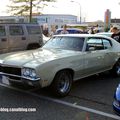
[
  {"x1": 111, "y1": 19, "x2": 120, "y2": 29},
  {"x1": 0, "y1": 16, "x2": 25, "y2": 23},
  {"x1": 33, "y1": 14, "x2": 77, "y2": 32},
  {"x1": 0, "y1": 14, "x2": 77, "y2": 33}
]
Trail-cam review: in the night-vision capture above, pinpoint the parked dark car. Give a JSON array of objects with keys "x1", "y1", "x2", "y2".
[
  {"x1": 56, "y1": 28, "x2": 83, "y2": 34},
  {"x1": 113, "y1": 84, "x2": 120, "y2": 115}
]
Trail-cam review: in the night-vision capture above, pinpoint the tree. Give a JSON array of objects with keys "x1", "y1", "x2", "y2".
[{"x1": 8, "y1": 0, "x2": 56, "y2": 23}]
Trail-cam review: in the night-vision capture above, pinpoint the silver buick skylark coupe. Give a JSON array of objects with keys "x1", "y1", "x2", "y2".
[{"x1": 0, "y1": 34, "x2": 120, "y2": 97}]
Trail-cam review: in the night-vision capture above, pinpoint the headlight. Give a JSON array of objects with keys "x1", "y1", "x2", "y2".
[
  {"x1": 30, "y1": 69, "x2": 37, "y2": 78},
  {"x1": 22, "y1": 68, "x2": 38, "y2": 80}
]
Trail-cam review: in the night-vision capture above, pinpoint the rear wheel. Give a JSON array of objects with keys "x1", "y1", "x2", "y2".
[
  {"x1": 51, "y1": 70, "x2": 73, "y2": 97},
  {"x1": 111, "y1": 60, "x2": 120, "y2": 77}
]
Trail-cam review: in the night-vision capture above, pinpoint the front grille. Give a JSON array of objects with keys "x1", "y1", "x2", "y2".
[
  {"x1": 0, "y1": 65, "x2": 21, "y2": 76},
  {"x1": 9, "y1": 76, "x2": 21, "y2": 80}
]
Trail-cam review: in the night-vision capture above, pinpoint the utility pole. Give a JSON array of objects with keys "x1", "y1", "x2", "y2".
[
  {"x1": 79, "y1": 4, "x2": 81, "y2": 24},
  {"x1": 30, "y1": 0, "x2": 33, "y2": 23}
]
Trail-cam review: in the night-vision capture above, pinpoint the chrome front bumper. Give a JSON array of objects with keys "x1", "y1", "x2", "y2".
[
  {"x1": 0, "y1": 72, "x2": 40, "y2": 81},
  {"x1": 0, "y1": 72, "x2": 41, "y2": 87}
]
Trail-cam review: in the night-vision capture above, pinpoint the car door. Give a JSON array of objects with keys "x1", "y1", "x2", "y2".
[
  {"x1": 0, "y1": 25, "x2": 8, "y2": 54},
  {"x1": 101, "y1": 38, "x2": 116, "y2": 69},
  {"x1": 8, "y1": 24, "x2": 27, "y2": 51},
  {"x1": 82, "y1": 37, "x2": 107, "y2": 76}
]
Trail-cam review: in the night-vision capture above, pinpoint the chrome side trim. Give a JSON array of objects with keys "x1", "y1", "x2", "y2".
[{"x1": 0, "y1": 72, "x2": 40, "y2": 81}]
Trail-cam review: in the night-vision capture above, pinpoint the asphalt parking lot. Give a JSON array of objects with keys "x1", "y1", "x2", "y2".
[{"x1": 0, "y1": 73, "x2": 120, "y2": 120}]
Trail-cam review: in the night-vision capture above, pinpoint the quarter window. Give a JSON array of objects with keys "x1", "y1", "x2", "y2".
[
  {"x1": 87, "y1": 38, "x2": 104, "y2": 50},
  {"x1": 103, "y1": 39, "x2": 112, "y2": 49},
  {"x1": 0, "y1": 26, "x2": 6, "y2": 36},
  {"x1": 9, "y1": 26, "x2": 24, "y2": 35}
]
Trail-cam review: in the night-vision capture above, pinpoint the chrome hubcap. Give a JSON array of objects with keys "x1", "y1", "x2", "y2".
[{"x1": 58, "y1": 74, "x2": 70, "y2": 93}]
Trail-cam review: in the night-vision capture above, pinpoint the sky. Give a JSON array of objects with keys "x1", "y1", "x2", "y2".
[{"x1": 0, "y1": 0, "x2": 120, "y2": 22}]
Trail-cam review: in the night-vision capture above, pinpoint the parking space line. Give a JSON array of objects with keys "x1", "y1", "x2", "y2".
[{"x1": 0, "y1": 83, "x2": 120, "y2": 120}]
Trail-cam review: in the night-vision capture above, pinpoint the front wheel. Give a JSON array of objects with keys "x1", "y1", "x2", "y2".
[
  {"x1": 51, "y1": 71, "x2": 73, "y2": 97},
  {"x1": 111, "y1": 60, "x2": 120, "y2": 77}
]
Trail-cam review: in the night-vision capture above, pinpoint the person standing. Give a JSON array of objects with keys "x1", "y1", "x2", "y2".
[
  {"x1": 88, "y1": 27, "x2": 94, "y2": 34},
  {"x1": 111, "y1": 27, "x2": 120, "y2": 43},
  {"x1": 60, "y1": 25, "x2": 69, "y2": 34},
  {"x1": 50, "y1": 27, "x2": 56, "y2": 37}
]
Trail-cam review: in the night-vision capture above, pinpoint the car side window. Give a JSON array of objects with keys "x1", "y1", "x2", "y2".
[
  {"x1": 102, "y1": 39, "x2": 112, "y2": 49},
  {"x1": 0, "y1": 26, "x2": 6, "y2": 36},
  {"x1": 87, "y1": 38, "x2": 104, "y2": 51},
  {"x1": 27, "y1": 26, "x2": 41, "y2": 34},
  {"x1": 9, "y1": 26, "x2": 24, "y2": 36}
]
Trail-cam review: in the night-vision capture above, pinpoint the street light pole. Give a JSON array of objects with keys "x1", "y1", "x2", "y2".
[
  {"x1": 71, "y1": 1, "x2": 81, "y2": 24},
  {"x1": 79, "y1": 3, "x2": 81, "y2": 24}
]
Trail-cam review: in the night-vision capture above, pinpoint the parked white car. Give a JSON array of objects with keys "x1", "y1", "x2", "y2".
[{"x1": 96, "y1": 32, "x2": 112, "y2": 37}]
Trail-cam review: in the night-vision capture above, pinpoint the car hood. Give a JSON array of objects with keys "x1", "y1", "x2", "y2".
[
  {"x1": 115, "y1": 84, "x2": 120, "y2": 101},
  {"x1": 0, "y1": 48, "x2": 80, "y2": 68}
]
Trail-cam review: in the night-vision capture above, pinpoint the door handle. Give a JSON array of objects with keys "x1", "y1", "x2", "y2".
[
  {"x1": 98, "y1": 56, "x2": 104, "y2": 59},
  {"x1": 1, "y1": 38, "x2": 7, "y2": 42},
  {"x1": 21, "y1": 37, "x2": 26, "y2": 40}
]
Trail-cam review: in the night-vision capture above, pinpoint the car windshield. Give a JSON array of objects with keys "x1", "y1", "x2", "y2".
[{"x1": 42, "y1": 36, "x2": 84, "y2": 51}]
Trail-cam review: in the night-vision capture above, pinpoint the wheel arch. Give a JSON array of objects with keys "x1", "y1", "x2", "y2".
[
  {"x1": 53, "y1": 68, "x2": 74, "y2": 80},
  {"x1": 113, "y1": 57, "x2": 120, "y2": 67},
  {"x1": 111, "y1": 57, "x2": 120, "y2": 76}
]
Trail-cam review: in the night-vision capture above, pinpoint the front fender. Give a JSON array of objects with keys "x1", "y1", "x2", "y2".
[{"x1": 36, "y1": 61, "x2": 74, "y2": 87}]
